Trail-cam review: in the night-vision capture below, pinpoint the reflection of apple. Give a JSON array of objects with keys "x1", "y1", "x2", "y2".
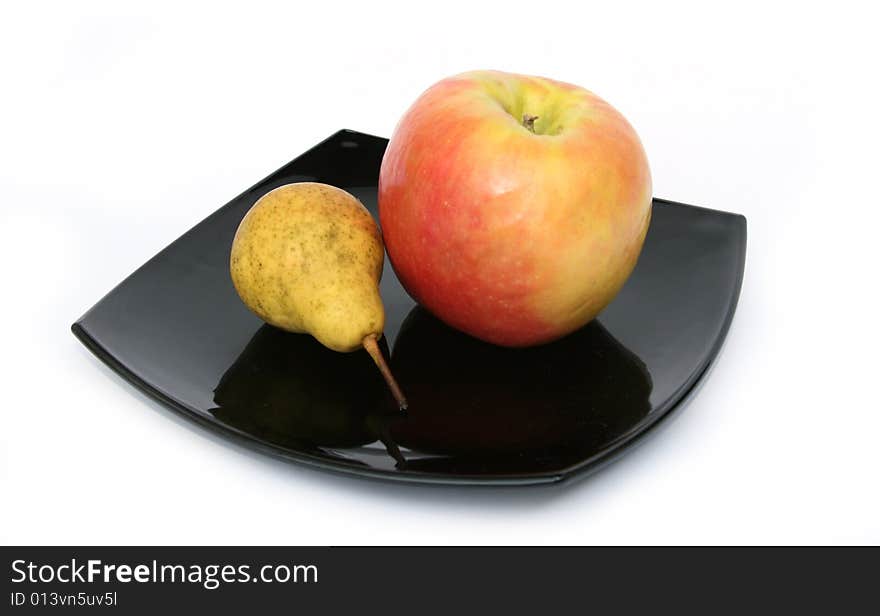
[
  {"x1": 379, "y1": 70, "x2": 652, "y2": 347},
  {"x1": 210, "y1": 325, "x2": 387, "y2": 449},
  {"x1": 388, "y1": 307, "x2": 652, "y2": 468}
]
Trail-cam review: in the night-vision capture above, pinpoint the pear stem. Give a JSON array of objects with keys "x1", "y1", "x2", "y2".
[{"x1": 362, "y1": 334, "x2": 408, "y2": 411}]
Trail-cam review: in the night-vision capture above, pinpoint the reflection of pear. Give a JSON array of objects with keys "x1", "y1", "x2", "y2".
[
  {"x1": 388, "y1": 308, "x2": 653, "y2": 471},
  {"x1": 210, "y1": 325, "x2": 386, "y2": 449},
  {"x1": 230, "y1": 182, "x2": 406, "y2": 409}
]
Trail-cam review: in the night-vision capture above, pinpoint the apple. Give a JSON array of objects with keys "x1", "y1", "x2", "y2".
[{"x1": 378, "y1": 70, "x2": 652, "y2": 346}]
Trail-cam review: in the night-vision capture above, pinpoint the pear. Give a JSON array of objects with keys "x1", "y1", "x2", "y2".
[{"x1": 230, "y1": 182, "x2": 406, "y2": 410}]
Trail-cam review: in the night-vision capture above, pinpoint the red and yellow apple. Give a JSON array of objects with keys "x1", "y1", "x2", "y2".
[{"x1": 378, "y1": 70, "x2": 652, "y2": 347}]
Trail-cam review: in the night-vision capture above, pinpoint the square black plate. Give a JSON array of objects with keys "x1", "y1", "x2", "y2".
[{"x1": 73, "y1": 129, "x2": 746, "y2": 486}]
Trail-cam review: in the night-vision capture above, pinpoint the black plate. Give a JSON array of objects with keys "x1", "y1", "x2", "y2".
[{"x1": 72, "y1": 129, "x2": 746, "y2": 486}]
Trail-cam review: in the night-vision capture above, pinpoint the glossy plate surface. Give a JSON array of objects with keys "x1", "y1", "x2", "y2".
[{"x1": 73, "y1": 129, "x2": 746, "y2": 486}]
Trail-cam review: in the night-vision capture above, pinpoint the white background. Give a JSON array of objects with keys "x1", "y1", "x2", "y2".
[{"x1": 1, "y1": 1, "x2": 878, "y2": 545}]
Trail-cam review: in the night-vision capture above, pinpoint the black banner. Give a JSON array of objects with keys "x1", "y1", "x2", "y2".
[{"x1": 1, "y1": 547, "x2": 873, "y2": 613}]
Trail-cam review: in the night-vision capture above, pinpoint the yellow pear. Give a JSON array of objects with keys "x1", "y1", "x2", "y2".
[{"x1": 230, "y1": 182, "x2": 406, "y2": 409}]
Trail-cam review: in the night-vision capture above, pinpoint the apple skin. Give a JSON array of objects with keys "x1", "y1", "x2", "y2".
[{"x1": 378, "y1": 70, "x2": 652, "y2": 346}]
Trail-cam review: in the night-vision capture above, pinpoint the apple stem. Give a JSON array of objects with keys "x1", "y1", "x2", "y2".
[
  {"x1": 523, "y1": 114, "x2": 539, "y2": 133},
  {"x1": 362, "y1": 334, "x2": 408, "y2": 411}
]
